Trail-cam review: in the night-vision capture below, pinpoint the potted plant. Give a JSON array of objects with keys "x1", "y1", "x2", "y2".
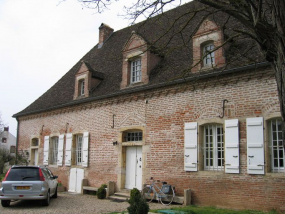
[{"x1": 57, "y1": 180, "x2": 66, "y2": 192}]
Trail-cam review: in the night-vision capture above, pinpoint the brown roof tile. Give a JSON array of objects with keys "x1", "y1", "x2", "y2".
[{"x1": 13, "y1": 1, "x2": 266, "y2": 117}]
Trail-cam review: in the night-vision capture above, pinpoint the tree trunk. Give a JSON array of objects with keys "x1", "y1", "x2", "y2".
[{"x1": 271, "y1": 0, "x2": 285, "y2": 150}]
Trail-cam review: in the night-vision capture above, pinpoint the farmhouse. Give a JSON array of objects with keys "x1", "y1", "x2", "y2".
[{"x1": 13, "y1": 1, "x2": 285, "y2": 212}]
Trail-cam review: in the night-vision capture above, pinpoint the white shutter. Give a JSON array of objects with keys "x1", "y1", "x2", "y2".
[
  {"x1": 57, "y1": 134, "x2": 64, "y2": 166},
  {"x1": 247, "y1": 117, "x2": 264, "y2": 174},
  {"x1": 82, "y1": 132, "x2": 89, "y2": 167},
  {"x1": 225, "y1": 119, "x2": 239, "y2": 174},
  {"x1": 65, "y1": 133, "x2": 73, "y2": 166},
  {"x1": 43, "y1": 136, "x2": 50, "y2": 165},
  {"x1": 184, "y1": 122, "x2": 198, "y2": 171}
]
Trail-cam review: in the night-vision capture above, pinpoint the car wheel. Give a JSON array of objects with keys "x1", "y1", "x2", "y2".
[
  {"x1": 1, "y1": 200, "x2": 11, "y2": 207},
  {"x1": 52, "y1": 187, "x2": 58, "y2": 198},
  {"x1": 42, "y1": 191, "x2": 50, "y2": 206}
]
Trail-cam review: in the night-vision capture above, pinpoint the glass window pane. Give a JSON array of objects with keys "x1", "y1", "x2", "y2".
[
  {"x1": 278, "y1": 132, "x2": 282, "y2": 140},
  {"x1": 280, "y1": 159, "x2": 284, "y2": 167},
  {"x1": 274, "y1": 159, "x2": 278, "y2": 167},
  {"x1": 273, "y1": 132, "x2": 277, "y2": 141}
]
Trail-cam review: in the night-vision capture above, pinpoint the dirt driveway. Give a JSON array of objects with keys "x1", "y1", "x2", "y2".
[{"x1": 0, "y1": 192, "x2": 179, "y2": 214}]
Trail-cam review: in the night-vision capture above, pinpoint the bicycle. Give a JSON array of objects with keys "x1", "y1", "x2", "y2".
[{"x1": 141, "y1": 177, "x2": 175, "y2": 205}]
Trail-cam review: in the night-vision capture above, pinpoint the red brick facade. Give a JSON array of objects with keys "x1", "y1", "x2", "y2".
[{"x1": 17, "y1": 66, "x2": 285, "y2": 212}]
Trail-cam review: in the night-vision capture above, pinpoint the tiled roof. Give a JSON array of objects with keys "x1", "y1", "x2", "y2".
[{"x1": 13, "y1": 1, "x2": 266, "y2": 117}]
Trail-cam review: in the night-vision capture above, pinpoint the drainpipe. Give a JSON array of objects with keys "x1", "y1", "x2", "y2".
[{"x1": 15, "y1": 117, "x2": 19, "y2": 164}]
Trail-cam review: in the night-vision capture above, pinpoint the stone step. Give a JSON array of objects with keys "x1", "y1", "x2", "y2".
[
  {"x1": 109, "y1": 195, "x2": 129, "y2": 202},
  {"x1": 109, "y1": 189, "x2": 130, "y2": 202},
  {"x1": 114, "y1": 191, "x2": 130, "y2": 198}
]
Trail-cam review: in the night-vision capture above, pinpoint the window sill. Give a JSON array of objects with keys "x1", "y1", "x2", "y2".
[
  {"x1": 201, "y1": 65, "x2": 216, "y2": 71},
  {"x1": 47, "y1": 164, "x2": 58, "y2": 168},
  {"x1": 76, "y1": 95, "x2": 86, "y2": 100},
  {"x1": 30, "y1": 146, "x2": 39, "y2": 149},
  {"x1": 265, "y1": 172, "x2": 285, "y2": 177},
  {"x1": 128, "y1": 81, "x2": 145, "y2": 88}
]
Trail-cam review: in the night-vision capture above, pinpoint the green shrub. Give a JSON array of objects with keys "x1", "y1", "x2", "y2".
[
  {"x1": 127, "y1": 188, "x2": 149, "y2": 214},
  {"x1": 0, "y1": 173, "x2": 5, "y2": 182},
  {"x1": 97, "y1": 184, "x2": 107, "y2": 199}
]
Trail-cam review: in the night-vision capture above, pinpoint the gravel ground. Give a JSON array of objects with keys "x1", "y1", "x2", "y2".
[{"x1": 0, "y1": 192, "x2": 182, "y2": 214}]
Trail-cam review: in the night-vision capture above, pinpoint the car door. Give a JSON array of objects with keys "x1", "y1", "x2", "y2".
[{"x1": 42, "y1": 168, "x2": 57, "y2": 195}]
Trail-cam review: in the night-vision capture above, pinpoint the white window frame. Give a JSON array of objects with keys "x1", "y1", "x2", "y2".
[
  {"x1": 80, "y1": 79, "x2": 85, "y2": 96},
  {"x1": 76, "y1": 135, "x2": 83, "y2": 166},
  {"x1": 203, "y1": 43, "x2": 215, "y2": 66},
  {"x1": 50, "y1": 137, "x2": 59, "y2": 165},
  {"x1": 269, "y1": 118, "x2": 284, "y2": 172},
  {"x1": 130, "y1": 58, "x2": 142, "y2": 83},
  {"x1": 204, "y1": 124, "x2": 224, "y2": 171}
]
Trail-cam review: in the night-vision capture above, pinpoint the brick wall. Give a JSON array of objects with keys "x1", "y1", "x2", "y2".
[{"x1": 17, "y1": 66, "x2": 285, "y2": 212}]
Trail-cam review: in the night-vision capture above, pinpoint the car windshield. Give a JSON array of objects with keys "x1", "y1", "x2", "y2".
[{"x1": 6, "y1": 168, "x2": 40, "y2": 181}]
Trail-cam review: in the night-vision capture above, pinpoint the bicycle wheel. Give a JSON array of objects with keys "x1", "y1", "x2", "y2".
[
  {"x1": 141, "y1": 186, "x2": 155, "y2": 203},
  {"x1": 160, "y1": 186, "x2": 175, "y2": 205}
]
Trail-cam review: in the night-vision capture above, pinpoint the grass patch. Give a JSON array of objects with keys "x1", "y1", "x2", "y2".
[{"x1": 150, "y1": 206, "x2": 278, "y2": 214}]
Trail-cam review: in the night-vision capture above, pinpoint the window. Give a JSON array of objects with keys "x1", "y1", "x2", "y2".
[
  {"x1": 32, "y1": 138, "x2": 39, "y2": 147},
  {"x1": 65, "y1": 133, "x2": 88, "y2": 167},
  {"x1": 50, "y1": 137, "x2": 59, "y2": 165},
  {"x1": 131, "y1": 59, "x2": 142, "y2": 83},
  {"x1": 79, "y1": 79, "x2": 85, "y2": 96},
  {"x1": 125, "y1": 131, "x2": 143, "y2": 142},
  {"x1": 76, "y1": 135, "x2": 83, "y2": 165},
  {"x1": 204, "y1": 124, "x2": 224, "y2": 170},
  {"x1": 269, "y1": 119, "x2": 284, "y2": 172},
  {"x1": 2, "y1": 137, "x2": 7, "y2": 143},
  {"x1": 10, "y1": 146, "x2": 16, "y2": 153},
  {"x1": 203, "y1": 43, "x2": 215, "y2": 66}
]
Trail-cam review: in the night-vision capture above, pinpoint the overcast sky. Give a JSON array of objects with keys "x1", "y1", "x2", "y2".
[
  {"x1": 0, "y1": 0, "x2": 189, "y2": 137},
  {"x1": 0, "y1": 0, "x2": 136, "y2": 136}
]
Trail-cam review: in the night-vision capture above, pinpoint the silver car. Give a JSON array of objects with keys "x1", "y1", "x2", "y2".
[{"x1": 0, "y1": 165, "x2": 58, "y2": 207}]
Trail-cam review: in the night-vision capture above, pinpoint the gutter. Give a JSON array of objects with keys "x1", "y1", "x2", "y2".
[{"x1": 13, "y1": 62, "x2": 271, "y2": 118}]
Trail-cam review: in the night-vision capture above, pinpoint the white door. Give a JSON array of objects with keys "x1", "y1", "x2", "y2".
[
  {"x1": 34, "y1": 149, "x2": 38, "y2": 166},
  {"x1": 125, "y1": 146, "x2": 142, "y2": 190},
  {"x1": 69, "y1": 168, "x2": 84, "y2": 193}
]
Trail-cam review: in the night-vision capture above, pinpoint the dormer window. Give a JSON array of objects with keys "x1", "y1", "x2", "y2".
[
  {"x1": 79, "y1": 79, "x2": 85, "y2": 96},
  {"x1": 121, "y1": 31, "x2": 161, "y2": 89},
  {"x1": 203, "y1": 43, "x2": 215, "y2": 67},
  {"x1": 131, "y1": 59, "x2": 142, "y2": 83},
  {"x1": 73, "y1": 61, "x2": 104, "y2": 100},
  {"x1": 192, "y1": 19, "x2": 225, "y2": 72}
]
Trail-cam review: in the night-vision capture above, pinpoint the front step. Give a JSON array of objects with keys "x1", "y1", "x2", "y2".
[
  {"x1": 109, "y1": 190, "x2": 184, "y2": 204},
  {"x1": 109, "y1": 189, "x2": 130, "y2": 202}
]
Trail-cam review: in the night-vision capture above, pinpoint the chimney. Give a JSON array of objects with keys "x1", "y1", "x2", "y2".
[
  {"x1": 98, "y1": 23, "x2": 114, "y2": 48},
  {"x1": 4, "y1": 127, "x2": 9, "y2": 132}
]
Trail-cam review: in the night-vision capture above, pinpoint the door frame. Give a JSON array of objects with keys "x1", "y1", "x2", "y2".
[{"x1": 117, "y1": 126, "x2": 150, "y2": 191}]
